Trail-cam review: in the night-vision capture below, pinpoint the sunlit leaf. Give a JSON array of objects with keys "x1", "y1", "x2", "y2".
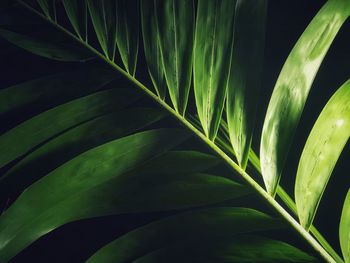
[
  {"x1": 260, "y1": 0, "x2": 350, "y2": 195},
  {"x1": 193, "y1": 0, "x2": 236, "y2": 140},
  {"x1": 340, "y1": 189, "x2": 350, "y2": 263},
  {"x1": 156, "y1": 0, "x2": 194, "y2": 115},
  {"x1": 295, "y1": 80, "x2": 350, "y2": 229}
]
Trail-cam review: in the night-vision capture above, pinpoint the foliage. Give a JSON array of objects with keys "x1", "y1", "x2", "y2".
[{"x1": 0, "y1": 0, "x2": 349, "y2": 262}]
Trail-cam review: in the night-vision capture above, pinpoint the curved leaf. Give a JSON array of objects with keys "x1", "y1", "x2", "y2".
[
  {"x1": 0, "y1": 88, "x2": 139, "y2": 168},
  {"x1": 156, "y1": 0, "x2": 194, "y2": 115},
  {"x1": 193, "y1": 0, "x2": 236, "y2": 140},
  {"x1": 86, "y1": 207, "x2": 282, "y2": 263},
  {"x1": 295, "y1": 80, "x2": 350, "y2": 229},
  {"x1": 226, "y1": 0, "x2": 267, "y2": 169},
  {"x1": 62, "y1": 0, "x2": 87, "y2": 41},
  {"x1": 0, "y1": 69, "x2": 117, "y2": 128},
  {"x1": 116, "y1": 0, "x2": 139, "y2": 75},
  {"x1": 133, "y1": 236, "x2": 316, "y2": 263},
  {"x1": 340, "y1": 189, "x2": 350, "y2": 263},
  {"x1": 0, "y1": 108, "x2": 165, "y2": 198},
  {"x1": 37, "y1": 0, "x2": 56, "y2": 20},
  {"x1": 260, "y1": 0, "x2": 350, "y2": 195},
  {"x1": 87, "y1": 0, "x2": 116, "y2": 60},
  {"x1": 140, "y1": 0, "x2": 166, "y2": 99}
]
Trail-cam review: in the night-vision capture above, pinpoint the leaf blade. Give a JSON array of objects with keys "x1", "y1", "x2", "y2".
[
  {"x1": 340, "y1": 189, "x2": 350, "y2": 263},
  {"x1": 295, "y1": 80, "x2": 350, "y2": 229},
  {"x1": 260, "y1": 0, "x2": 350, "y2": 195}
]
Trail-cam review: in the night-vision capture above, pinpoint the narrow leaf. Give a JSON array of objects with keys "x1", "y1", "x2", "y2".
[
  {"x1": 116, "y1": 0, "x2": 139, "y2": 75},
  {"x1": 0, "y1": 88, "x2": 139, "y2": 168},
  {"x1": 87, "y1": 207, "x2": 281, "y2": 263},
  {"x1": 141, "y1": 0, "x2": 166, "y2": 99},
  {"x1": 295, "y1": 80, "x2": 350, "y2": 229},
  {"x1": 194, "y1": 0, "x2": 236, "y2": 140},
  {"x1": 226, "y1": 0, "x2": 267, "y2": 169},
  {"x1": 87, "y1": 0, "x2": 116, "y2": 60},
  {"x1": 340, "y1": 189, "x2": 350, "y2": 263},
  {"x1": 37, "y1": 0, "x2": 56, "y2": 20},
  {"x1": 0, "y1": 69, "x2": 117, "y2": 128},
  {"x1": 62, "y1": 0, "x2": 88, "y2": 41},
  {"x1": 156, "y1": 0, "x2": 194, "y2": 115},
  {"x1": 260, "y1": 0, "x2": 350, "y2": 195},
  {"x1": 133, "y1": 236, "x2": 316, "y2": 263},
  {"x1": 0, "y1": 28, "x2": 91, "y2": 61},
  {"x1": 0, "y1": 108, "x2": 165, "y2": 198}
]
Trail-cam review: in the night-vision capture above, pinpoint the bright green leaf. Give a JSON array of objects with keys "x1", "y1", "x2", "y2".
[
  {"x1": 260, "y1": 0, "x2": 350, "y2": 195},
  {"x1": 0, "y1": 108, "x2": 165, "y2": 199},
  {"x1": 226, "y1": 0, "x2": 267, "y2": 169},
  {"x1": 340, "y1": 189, "x2": 350, "y2": 263},
  {"x1": 193, "y1": 0, "x2": 236, "y2": 140},
  {"x1": 156, "y1": 0, "x2": 194, "y2": 115},
  {"x1": 295, "y1": 80, "x2": 350, "y2": 229}
]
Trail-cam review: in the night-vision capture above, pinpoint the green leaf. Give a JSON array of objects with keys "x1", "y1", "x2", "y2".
[
  {"x1": 156, "y1": 0, "x2": 194, "y2": 115},
  {"x1": 340, "y1": 189, "x2": 350, "y2": 263},
  {"x1": 295, "y1": 80, "x2": 350, "y2": 229},
  {"x1": 0, "y1": 88, "x2": 139, "y2": 169},
  {"x1": 140, "y1": 0, "x2": 166, "y2": 99},
  {"x1": 193, "y1": 0, "x2": 236, "y2": 140},
  {"x1": 132, "y1": 235, "x2": 317, "y2": 263},
  {"x1": 0, "y1": 28, "x2": 91, "y2": 61},
  {"x1": 37, "y1": 0, "x2": 56, "y2": 20},
  {"x1": 226, "y1": 0, "x2": 267, "y2": 169},
  {"x1": 62, "y1": 0, "x2": 87, "y2": 41},
  {"x1": 0, "y1": 108, "x2": 165, "y2": 199},
  {"x1": 86, "y1": 207, "x2": 282, "y2": 263},
  {"x1": 0, "y1": 69, "x2": 116, "y2": 123},
  {"x1": 116, "y1": 0, "x2": 139, "y2": 76},
  {"x1": 87, "y1": 0, "x2": 116, "y2": 60},
  {"x1": 260, "y1": 0, "x2": 350, "y2": 195}
]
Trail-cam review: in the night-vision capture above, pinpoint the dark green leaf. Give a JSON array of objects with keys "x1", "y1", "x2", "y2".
[
  {"x1": 193, "y1": 0, "x2": 236, "y2": 140},
  {"x1": 62, "y1": 0, "x2": 88, "y2": 41},
  {"x1": 156, "y1": 0, "x2": 194, "y2": 115},
  {"x1": 0, "y1": 88, "x2": 139, "y2": 168},
  {"x1": 132, "y1": 236, "x2": 316, "y2": 263},
  {"x1": 0, "y1": 108, "x2": 165, "y2": 198},
  {"x1": 116, "y1": 0, "x2": 139, "y2": 75},
  {"x1": 226, "y1": 0, "x2": 267, "y2": 169},
  {"x1": 86, "y1": 207, "x2": 282, "y2": 262},
  {"x1": 295, "y1": 80, "x2": 350, "y2": 229},
  {"x1": 260, "y1": 0, "x2": 350, "y2": 195},
  {"x1": 87, "y1": 0, "x2": 116, "y2": 60},
  {"x1": 37, "y1": 0, "x2": 56, "y2": 20},
  {"x1": 140, "y1": 0, "x2": 167, "y2": 99},
  {"x1": 0, "y1": 28, "x2": 91, "y2": 61}
]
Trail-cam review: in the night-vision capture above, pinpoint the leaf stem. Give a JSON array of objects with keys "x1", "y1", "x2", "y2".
[{"x1": 15, "y1": 1, "x2": 340, "y2": 262}]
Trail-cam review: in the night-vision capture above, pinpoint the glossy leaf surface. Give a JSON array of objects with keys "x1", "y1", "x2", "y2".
[
  {"x1": 157, "y1": 0, "x2": 194, "y2": 115},
  {"x1": 340, "y1": 189, "x2": 350, "y2": 263},
  {"x1": 193, "y1": 0, "x2": 236, "y2": 140},
  {"x1": 260, "y1": 0, "x2": 350, "y2": 195},
  {"x1": 295, "y1": 80, "x2": 350, "y2": 229}
]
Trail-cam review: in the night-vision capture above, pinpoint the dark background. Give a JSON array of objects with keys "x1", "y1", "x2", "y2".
[{"x1": 0, "y1": 0, "x2": 350, "y2": 262}]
